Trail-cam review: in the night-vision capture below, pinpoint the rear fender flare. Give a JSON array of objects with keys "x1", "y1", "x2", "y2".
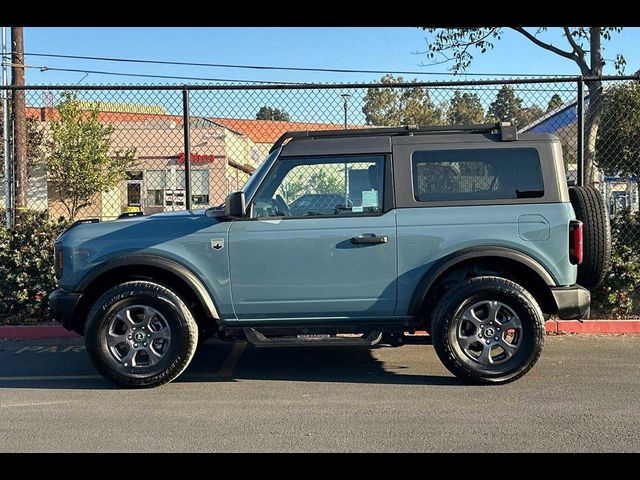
[{"x1": 407, "y1": 246, "x2": 557, "y2": 317}]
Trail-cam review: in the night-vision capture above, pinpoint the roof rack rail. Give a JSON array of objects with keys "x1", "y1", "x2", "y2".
[
  {"x1": 117, "y1": 211, "x2": 144, "y2": 219},
  {"x1": 269, "y1": 121, "x2": 517, "y2": 153}
]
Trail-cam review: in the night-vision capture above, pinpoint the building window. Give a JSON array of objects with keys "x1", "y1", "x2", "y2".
[
  {"x1": 145, "y1": 170, "x2": 168, "y2": 207},
  {"x1": 144, "y1": 168, "x2": 210, "y2": 208}
]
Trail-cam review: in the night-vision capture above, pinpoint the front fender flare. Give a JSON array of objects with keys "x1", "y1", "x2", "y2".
[{"x1": 77, "y1": 254, "x2": 219, "y2": 321}]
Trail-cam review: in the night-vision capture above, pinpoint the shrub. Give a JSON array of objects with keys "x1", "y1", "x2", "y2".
[
  {"x1": 592, "y1": 208, "x2": 640, "y2": 318},
  {"x1": 0, "y1": 210, "x2": 69, "y2": 324}
]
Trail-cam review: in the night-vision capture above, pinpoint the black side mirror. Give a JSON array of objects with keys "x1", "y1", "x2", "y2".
[{"x1": 224, "y1": 191, "x2": 246, "y2": 218}]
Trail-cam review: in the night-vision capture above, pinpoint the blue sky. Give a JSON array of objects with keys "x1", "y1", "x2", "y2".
[
  {"x1": 14, "y1": 27, "x2": 640, "y2": 123},
  {"x1": 21, "y1": 27, "x2": 640, "y2": 84}
]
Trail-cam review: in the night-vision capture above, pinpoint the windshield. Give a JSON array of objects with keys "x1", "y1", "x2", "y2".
[{"x1": 241, "y1": 147, "x2": 281, "y2": 202}]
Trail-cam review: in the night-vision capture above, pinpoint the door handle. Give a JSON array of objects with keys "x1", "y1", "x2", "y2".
[{"x1": 351, "y1": 235, "x2": 388, "y2": 245}]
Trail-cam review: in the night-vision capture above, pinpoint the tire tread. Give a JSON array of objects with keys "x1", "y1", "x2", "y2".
[
  {"x1": 431, "y1": 276, "x2": 545, "y2": 385},
  {"x1": 85, "y1": 281, "x2": 198, "y2": 389}
]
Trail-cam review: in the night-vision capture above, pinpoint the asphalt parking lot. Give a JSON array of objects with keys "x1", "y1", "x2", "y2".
[{"x1": 0, "y1": 334, "x2": 639, "y2": 452}]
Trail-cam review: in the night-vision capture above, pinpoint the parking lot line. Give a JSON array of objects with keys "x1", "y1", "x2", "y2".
[
  {"x1": 1, "y1": 401, "x2": 76, "y2": 408},
  {"x1": 214, "y1": 341, "x2": 246, "y2": 378}
]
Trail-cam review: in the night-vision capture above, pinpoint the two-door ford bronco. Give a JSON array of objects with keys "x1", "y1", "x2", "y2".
[{"x1": 50, "y1": 122, "x2": 611, "y2": 388}]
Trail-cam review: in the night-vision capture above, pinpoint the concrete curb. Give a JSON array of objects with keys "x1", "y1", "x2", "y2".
[{"x1": 1, "y1": 322, "x2": 639, "y2": 340}]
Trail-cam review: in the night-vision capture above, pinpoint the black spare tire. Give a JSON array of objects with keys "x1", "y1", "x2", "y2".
[{"x1": 568, "y1": 186, "x2": 611, "y2": 288}]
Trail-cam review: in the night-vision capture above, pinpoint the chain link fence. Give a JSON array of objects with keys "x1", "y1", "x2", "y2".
[{"x1": 1, "y1": 77, "x2": 639, "y2": 239}]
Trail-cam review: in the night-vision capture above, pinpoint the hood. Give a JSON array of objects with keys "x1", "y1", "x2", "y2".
[
  {"x1": 142, "y1": 208, "x2": 208, "y2": 219},
  {"x1": 58, "y1": 208, "x2": 219, "y2": 242}
]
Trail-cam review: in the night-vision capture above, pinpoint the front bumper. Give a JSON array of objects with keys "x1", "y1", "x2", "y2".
[
  {"x1": 48, "y1": 289, "x2": 83, "y2": 331},
  {"x1": 551, "y1": 285, "x2": 591, "y2": 320}
]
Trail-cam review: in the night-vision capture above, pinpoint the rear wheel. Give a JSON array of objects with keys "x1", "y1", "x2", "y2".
[
  {"x1": 431, "y1": 276, "x2": 545, "y2": 384},
  {"x1": 569, "y1": 185, "x2": 612, "y2": 288},
  {"x1": 85, "y1": 281, "x2": 198, "y2": 388}
]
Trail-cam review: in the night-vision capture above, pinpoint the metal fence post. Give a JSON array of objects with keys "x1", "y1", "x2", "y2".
[
  {"x1": 182, "y1": 87, "x2": 192, "y2": 210},
  {"x1": 576, "y1": 79, "x2": 585, "y2": 187},
  {"x1": 2, "y1": 27, "x2": 12, "y2": 228}
]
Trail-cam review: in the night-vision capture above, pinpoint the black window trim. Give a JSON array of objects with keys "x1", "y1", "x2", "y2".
[
  {"x1": 410, "y1": 147, "x2": 544, "y2": 205},
  {"x1": 392, "y1": 141, "x2": 561, "y2": 208},
  {"x1": 244, "y1": 153, "x2": 394, "y2": 221}
]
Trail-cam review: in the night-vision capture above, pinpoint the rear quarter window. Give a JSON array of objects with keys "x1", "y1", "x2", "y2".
[{"x1": 412, "y1": 148, "x2": 544, "y2": 202}]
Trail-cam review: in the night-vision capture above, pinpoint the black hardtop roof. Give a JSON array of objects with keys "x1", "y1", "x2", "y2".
[{"x1": 270, "y1": 122, "x2": 518, "y2": 153}]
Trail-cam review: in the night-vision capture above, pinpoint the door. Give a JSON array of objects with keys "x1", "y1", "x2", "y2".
[
  {"x1": 228, "y1": 154, "x2": 397, "y2": 321},
  {"x1": 125, "y1": 180, "x2": 142, "y2": 208}
]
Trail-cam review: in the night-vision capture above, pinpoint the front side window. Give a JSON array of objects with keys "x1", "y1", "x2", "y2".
[
  {"x1": 412, "y1": 148, "x2": 544, "y2": 202},
  {"x1": 251, "y1": 155, "x2": 385, "y2": 218}
]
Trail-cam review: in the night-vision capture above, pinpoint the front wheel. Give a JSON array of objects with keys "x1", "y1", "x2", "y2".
[
  {"x1": 85, "y1": 281, "x2": 198, "y2": 388},
  {"x1": 431, "y1": 276, "x2": 545, "y2": 384}
]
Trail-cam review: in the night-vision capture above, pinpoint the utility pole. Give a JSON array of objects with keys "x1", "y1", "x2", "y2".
[
  {"x1": 2, "y1": 27, "x2": 11, "y2": 227},
  {"x1": 11, "y1": 26, "x2": 27, "y2": 211}
]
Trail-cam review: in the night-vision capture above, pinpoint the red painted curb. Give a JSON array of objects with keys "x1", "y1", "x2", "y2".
[
  {"x1": 0, "y1": 326, "x2": 79, "y2": 339},
  {"x1": 554, "y1": 320, "x2": 640, "y2": 334}
]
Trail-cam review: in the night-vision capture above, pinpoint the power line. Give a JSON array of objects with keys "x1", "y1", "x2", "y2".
[
  {"x1": 33, "y1": 65, "x2": 304, "y2": 84},
  {"x1": 23, "y1": 51, "x2": 575, "y2": 78}
]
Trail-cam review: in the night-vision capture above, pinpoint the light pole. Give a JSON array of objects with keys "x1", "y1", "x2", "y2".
[
  {"x1": 340, "y1": 93, "x2": 350, "y2": 130},
  {"x1": 339, "y1": 94, "x2": 351, "y2": 207}
]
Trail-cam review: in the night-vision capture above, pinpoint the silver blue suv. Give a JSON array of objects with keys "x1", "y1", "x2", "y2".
[{"x1": 49, "y1": 123, "x2": 610, "y2": 388}]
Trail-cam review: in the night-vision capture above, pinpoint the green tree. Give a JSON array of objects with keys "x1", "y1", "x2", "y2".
[
  {"x1": 256, "y1": 106, "x2": 290, "y2": 121},
  {"x1": 420, "y1": 27, "x2": 627, "y2": 185},
  {"x1": 523, "y1": 105, "x2": 545, "y2": 126},
  {"x1": 46, "y1": 92, "x2": 136, "y2": 220},
  {"x1": 446, "y1": 91, "x2": 485, "y2": 124},
  {"x1": 487, "y1": 85, "x2": 543, "y2": 127},
  {"x1": 546, "y1": 94, "x2": 564, "y2": 112},
  {"x1": 363, "y1": 74, "x2": 445, "y2": 126},
  {"x1": 596, "y1": 81, "x2": 640, "y2": 182}
]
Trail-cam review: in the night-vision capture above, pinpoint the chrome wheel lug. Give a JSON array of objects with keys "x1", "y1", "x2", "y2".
[
  {"x1": 486, "y1": 340, "x2": 491, "y2": 345},
  {"x1": 127, "y1": 335, "x2": 132, "y2": 340},
  {"x1": 147, "y1": 333, "x2": 151, "y2": 338},
  {"x1": 143, "y1": 342, "x2": 148, "y2": 347},
  {"x1": 134, "y1": 343, "x2": 139, "y2": 348},
  {"x1": 494, "y1": 336, "x2": 499, "y2": 341}
]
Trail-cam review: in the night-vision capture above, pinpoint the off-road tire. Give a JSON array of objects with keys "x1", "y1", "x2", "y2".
[
  {"x1": 431, "y1": 276, "x2": 545, "y2": 385},
  {"x1": 568, "y1": 185, "x2": 612, "y2": 288},
  {"x1": 85, "y1": 281, "x2": 198, "y2": 388}
]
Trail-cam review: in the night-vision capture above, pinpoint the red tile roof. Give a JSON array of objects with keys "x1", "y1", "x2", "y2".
[
  {"x1": 26, "y1": 107, "x2": 355, "y2": 144},
  {"x1": 209, "y1": 118, "x2": 349, "y2": 144}
]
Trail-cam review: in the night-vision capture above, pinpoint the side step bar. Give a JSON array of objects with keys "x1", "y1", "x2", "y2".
[{"x1": 242, "y1": 327, "x2": 383, "y2": 348}]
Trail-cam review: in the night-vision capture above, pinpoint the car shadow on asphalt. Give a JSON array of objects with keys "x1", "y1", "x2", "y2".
[
  {"x1": 0, "y1": 336, "x2": 471, "y2": 389},
  {"x1": 179, "y1": 338, "x2": 469, "y2": 387}
]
